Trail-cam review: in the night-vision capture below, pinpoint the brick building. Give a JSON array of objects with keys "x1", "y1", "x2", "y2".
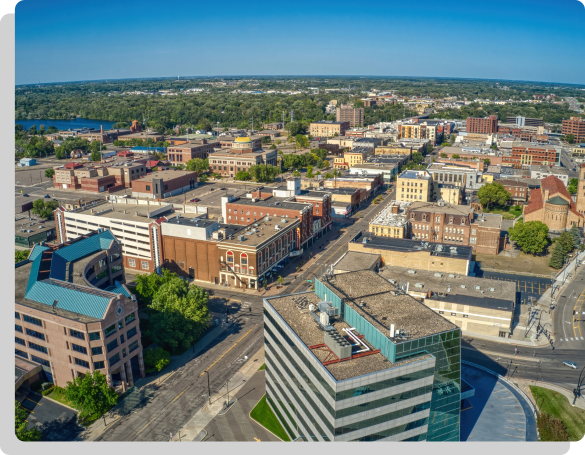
[
  {"x1": 263, "y1": 122, "x2": 282, "y2": 130},
  {"x1": 502, "y1": 142, "x2": 560, "y2": 167},
  {"x1": 406, "y1": 201, "x2": 501, "y2": 255},
  {"x1": 336, "y1": 104, "x2": 364, "y2": 127},
  {"x1": 309, "y1": 121, "x2": 350, "y2": 138},
  {"x1": 466, "y1": 115, "x2": 498, "y2": 134},
  {"x1": 15, "y1": 230, "x2": 144, "y2": 391},
  {"x1": 53, "y1": 162, "x2": 147, "y2": 193},
  {"x1": 397, "y1": 170, "x2": 433, "y2": 202},
  {"x1": 131, "y1": 170, "x2": 198, "y2": 199},
  {"x1": 208, "y1": 136, "x2": 277, "y2": 178},
  {"x1": 562, "y1": 117, "x2": 585, "y2": 142},
  {"x1": 498, "y1": 179, "x2": 528, "y2": 204},
  {"x1": 524, "y1": 175, "x2": 584, "y2": 231},
  {"x1": 167, "y1": 140, "x2": 216, "y2": 166}
]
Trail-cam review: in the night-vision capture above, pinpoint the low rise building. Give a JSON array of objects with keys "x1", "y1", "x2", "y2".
[
  {"x1": 15, "y1": 230, "x2": 144, "y2": 391},
  {"x1": 379, "y1": 267, "x2": 515, "y2": 338},
  {"x1": 167, "y1": 140, "x2": 216, "y2": 166},
  {"x1": 349, "y1": 233, "x2": 473, "y2": 275},
  {"x1": 15, "y1": 218, "x2": 55, "y2": 248},
  {"x1": 426, "y1": 162, "x2": 485, "y2": 194},
  {"x1": 502, "y1": 142, "x2": 561, "y2": 167},
  {"x1": 131, "y1": 170, "x2": 198, "y2": 199},
  {"x1": 309, "y1": 121, "x2": 350, "y2": 138},
  {"x1": 436, "y1": 184, "x2": 462, "y2": 205},
  {"x1": 263, "y1": 122, "x2": 283, "y2": 130},
  {"x1": 323, "y1": 174, "x2": 382, "y2": 198},
  {"x1": 397, "y1": 170, "x2": 433, "y2": 202},
  {"x1": 368, "y1": 201, "x2": 410, "y2": 238},
  {"x1": 498, "y1": 179, "x2": 528, "y2": 204},
  {"x1": 333, "y1": 147, "x2": 374, "y2": 170},
  {"x1": 208, "y1": 136, "x2": 277, "y2": 178},
  {"x1": 570, "y1": 144, "x2": 585, "y2": 158},
  {"x1": 333, "y1": 251, "x2": 381, "y2": 273},
  {"x1": 350, "y1": 155, "x2": 409, "y2": 184},
  {"x1": 529, "y1": 165, "x2": 569, "y2": 186}
]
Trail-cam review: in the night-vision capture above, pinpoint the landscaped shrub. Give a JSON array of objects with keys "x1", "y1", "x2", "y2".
[
  {"x1": 537, "y1": 412, "x2": 570, "y2": 441},
  {"x1": 144, "y1": 347, "x2": 171, "y2": 374}
]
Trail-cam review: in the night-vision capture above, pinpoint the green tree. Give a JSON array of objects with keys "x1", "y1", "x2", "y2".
[
  {"x1": 15, "y1": 250, "x2": 28, "y2": 263},
  {"x1": 570, "y1": 224, "x2": 581, "y2": 248},
  {"x1": 412, "y1": 152, "x2": 423, "y2": 164},
  {"x1": 426, "y1": 143, "x2": 433, "y2": 154},
  {"x1": 452, "y1": 154, "x2": 460, "y2": 159},
  {"x1": 312, "y1": 148, "x2": 328, "y2": 160},
  {"x1": 15, "y1": 401, "x2": 42, "y2": 441},
  {"x1": 549, "y1": 242, "x2": 565, "y2": 269},
  {"x1": 567, "y1": 178, "x2": 578, "y2": 194},
  {"x1": 557, "y1": 231, "x2": 574, "y2": 255},
  {"x1": 143, "y1": 347, "x2": 171, "y2": 373},
  {"x1": 440, "y1": 153, "x2": 447, "y2": 158},
  {"x1": 186, "y1": 158, "x2": 209, "y2": 174},
  {"x1": 483, "y1": 158, "x2": 490, "y2": 165},
  {"x1": 285, "y1": 121, "x2": 306, "y2": 136},
  {"x1": 269, "y1": 143, "x2": 277, "y2": 149},
  {"x1": 261, "y1": 136, "x2": 271, "y2": 144},
  {"x1": 235, "y1": 170, "x2": 251, "y2": 181},
  {"x1": 295, "y1": 134, "x2": 309, "y2": 150},
  {"x1": 31, "y1": 199, "x2": 59, "y2": 219},
  {"x1": 565, "y1": 134, "x2": 575, "y2": 144},
  {"x1": 63, "y1": 370, "x2": 118, "y2": 423},
  {"x1": 44, "y1": 168, "x2": 55, "y2": 179},
  {"x1": 324, "y1": 172, "x2": 334, "y2": 179},
  {"x1": 477, "y1": 182, "x2": 511, "y2": 210},
  {"x1": 277, "y1": 276, "x2": 284, "y2": 286},
  {"x1": 322, "y1": 159, "x2": 330, "y2": 168},
  {"x1": 508, "y1": 220, "x2": 549, "y2": 255},
  {"x1": 90, "y1": 150, "x2": 101, "y2": 162},
  {"x1": 54, "y1": 147, "x2": 65, "y2": 159},
  {"x1": 112, "y1": 122, "x2": 129, "y2": 129},
  {"x1": 306, "y1": 165, "x2": 314, "y2": 178}
]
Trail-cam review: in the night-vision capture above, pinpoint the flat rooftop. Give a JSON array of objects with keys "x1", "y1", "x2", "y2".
[
  {"x1": 266, "y1": 291, "x2": 432, "y2": 381},
  {"x1": 320, "y1": 271, "x2": 457, "y2": 340},
  {"x1": 378, "y1": 266, "x2": 515, "y2": 312},
  {"x1": 370, "y1": 201, "x2": 410, "y2": 227},
  {"x1": 356, "y1": 232, "x2": 474, "y2": 260},
  {"x1": 220, "y1": 216, "x2": 300, "y2": 247},
  {"x1": 165, "y1": 215, "x2": 218, "y2": 228},
  {"x1": 15, "y1": 218, "x2": 55, "y2": 238},
  {"x1": 399, "y1": 170, "x2": 430, "y2": 180},
  {"x1": 137, "y1": 170, "x2": 196, "y2": 181},
  {"x1": 335, "y1": 251, "x2": 380, "y2": 273},
  {"x1": 228, "y1": 196, "x2": 311, "y2": 212},
  {"x1": 409, "y1": 201, "x2": 474, "y2": 216},
  {"x1": 471, "y1": 213, "x2": 502, "y2": 229},
  {"x1": 68, "y1": 202, "x2": 177, "y2": 223}
]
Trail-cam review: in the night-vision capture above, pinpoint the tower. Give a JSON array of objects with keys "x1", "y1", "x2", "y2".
[{"x1": 576, "y1": 164, "x2": 585, "y2": 216}]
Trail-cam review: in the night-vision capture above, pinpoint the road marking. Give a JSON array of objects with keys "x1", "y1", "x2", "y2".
[
  {"x1": 170, "y1": 384, "x2": 191, "y2": 404},
  {"x1": 19, "y1": 405, "x2": 33, "y2": 413},
  {"x1": 199, "y1": 326, "x2": 255, "y2": 377},
  {"x1": 24, "y1": 397, "x2": 41, "y2": 406},
  {"x1": 570, "y1": 338, "x2": 574, "y2": 341},
  {"x1": 254, "y1": 437, "x2": 261, "y2": 442},
  {"x1": 505, "y1": 426, "x2": 525, "y2": 431},
  {"x1": 503, "y1": 434, "x2": 525, "y2": 439}
]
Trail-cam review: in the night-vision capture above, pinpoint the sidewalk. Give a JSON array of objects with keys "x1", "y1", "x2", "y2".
[
  {"x1": 174, "y1": 346, "x2": 266, "y2": 441},
  {"x1": 515, "y1": 378, "x2": 585, "y2": 411},
  {"x1": 462, "y1": 330, "x2": 550, "y2": 347},
  {"x1": 75, "y1": 322, "x2": 231, "y2": 441}
]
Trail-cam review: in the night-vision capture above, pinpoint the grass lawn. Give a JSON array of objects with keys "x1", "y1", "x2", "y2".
[
  {"x1": 484, "y1": 204, "x2": 523, "y2": 220},
  {"x1": 46, "y1": 387, "x2": 112, "y2": 427},
  {"x1": 530, "y1": 386, "x2": 585, "y2": 441},
  {"x1": 476, "y1": 250, "x2": 554, "y2": 276},
  {"x1": 250, "y1": 394, "x2": 290, "y2": 441},
  {"x1": 258, "y1": 363, "x2": 265, "y2": 371}
]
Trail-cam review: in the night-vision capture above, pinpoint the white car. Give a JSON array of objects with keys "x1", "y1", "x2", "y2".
[{"x1": 563, "y1": 361, "x2": 577, "y2": 369}]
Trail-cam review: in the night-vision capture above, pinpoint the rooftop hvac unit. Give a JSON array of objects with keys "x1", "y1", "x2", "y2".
[
  {"x1": 436, "y1": 244, "x2": 444, "y2": 252},
  {"x1": 475, "y1": 285, "x2": 481, "y2": 290},
  {"x1": 318, "y1": 301, "x2": 339, "y2": 317},
  {"x1": 434, "y1": 273, "x2": 442, "y2": 278},
  {"x1": 308, "y1": 304, "x2": 316, "y2": 312},
  {"x1": 461, "y1": 285, "x2": 466, "y2": 289},
  {"x1": 281, "y1": 218, "x2": 287, "y2": 223},
  {"x1": 489, "y1": 287, "x2": 495, "y2": 292},
  {"x1": 408, "y1": 269, "x2": 416, "y2": 274},
  {"x1": 264, "y1": 216, "x2": 270, "y2": 221},
  {"x1": 275, "y1": 224, "x2": 281, "y2": 230},
  {"x1": 388, "y1": 279, "x2": 396, "y2": 285},
  {"x1": 319, "y1": 312, "x2": 330, "y2": 326},
  {"x1": 449, "y1": 274, "x2": 455, "y2": 278},
  {"x1": 237, "y1": 235, "x2": 246, "y2": 241},
  {"x1": 414, "y1": 283, "x2": 423, "y2": 289}
]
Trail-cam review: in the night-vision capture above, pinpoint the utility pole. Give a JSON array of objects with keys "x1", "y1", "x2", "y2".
[{"x1": 204, "y1": 370, "x2": 211, "y2": 405}]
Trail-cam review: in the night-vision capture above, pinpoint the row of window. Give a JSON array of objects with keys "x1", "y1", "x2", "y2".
[{"x1": 128, "y1": 258, "x2": 149, "y2": 269}]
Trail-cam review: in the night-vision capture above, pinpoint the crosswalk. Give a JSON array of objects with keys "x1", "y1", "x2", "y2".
[{"x1": 557, "y1": 337, "x2": 584, "y2": 342}]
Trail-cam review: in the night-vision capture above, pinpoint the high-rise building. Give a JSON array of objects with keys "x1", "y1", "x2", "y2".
[
  {"x1": 336, "y1": 104, "x2": 364, "y2": 127},
  {"x1": 263, "y1": 270, "x2": 462, "y2": 442},
  {"x1": 465, "y1": 115, "x2": 498, "y2": 134},
  {"x1": 562, "y1": 117, "x2": 585, "y2": 142}
]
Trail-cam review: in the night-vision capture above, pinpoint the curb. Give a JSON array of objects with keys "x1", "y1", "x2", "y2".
[
  {"x1": 248, "y1": 394, "x2": 285, "y2": 442},
  {"x1": 42, "y1": 395, "x2": 79, "y2": 413}
]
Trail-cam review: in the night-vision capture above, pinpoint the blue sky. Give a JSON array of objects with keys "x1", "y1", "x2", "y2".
[{"x1": 15, "y1": 0, "x2": 585, "y2": 85}]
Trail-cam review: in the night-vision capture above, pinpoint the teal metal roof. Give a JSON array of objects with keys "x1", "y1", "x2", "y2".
[
  {"x1": 546, "y1": 195, "x2": 569, "y2": 206},
  {"x1": 104, "y1": 284, "x2": 132, "y2": 298},
  {"x1": 24, "y1": 230, "x2": 120, "y2": 319}
]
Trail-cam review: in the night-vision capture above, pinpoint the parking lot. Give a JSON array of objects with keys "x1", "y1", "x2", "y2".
[{"x1": 476, "y1": 270, "x2": 551, "y2": 301}]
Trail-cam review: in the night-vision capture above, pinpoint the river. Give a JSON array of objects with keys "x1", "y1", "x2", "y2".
[{"x1": 15, "y1": 118, "x2": 117, "y2": 131}]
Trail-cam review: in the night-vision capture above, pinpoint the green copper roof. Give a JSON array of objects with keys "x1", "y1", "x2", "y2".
[{"x1": 546, "y1": 195, "x2": 569, "y2": 206}]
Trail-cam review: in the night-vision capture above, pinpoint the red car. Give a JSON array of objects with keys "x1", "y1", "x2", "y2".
[{"x1": 190, "y1": 198, "x2": 200, "y2": 202}]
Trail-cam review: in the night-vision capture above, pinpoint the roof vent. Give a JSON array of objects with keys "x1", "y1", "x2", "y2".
[
  {"x1": 414, "y1": 283, "x2": 423, "y2": 289},
  {"x1": 238, "y1": 235, "x2": 245, "y2": 241},
  {"x1": 275, "y1": 224, "x2": 281, "y2": 230},
  {"x1": 264, "y1": 216, "x2": 270, "y2": 221},
  {"x1": 388, "y1": 279, "x2": 396, "y2": 285},
  {"x1": 475, "y1": 285, "x2": 481, "y2": 290},
  {"x1": 489, "y1": 287, "x2": 495, "y2": 292},
  {"x1": 449, "y1": 273, "x2": 455, "y2": 278},
  {"x1": 408, "y1": 269, "x2": 416, "y2": 274},
  {"x1": 434, "y1": 273, "x2": 442, "y2": 278},
  {"x1": 460, "y1": 285, "x2": 466, "y2": 289}
]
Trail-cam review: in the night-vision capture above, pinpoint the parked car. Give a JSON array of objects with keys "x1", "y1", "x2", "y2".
[
  {"x1": 563, "y1": 361, "x2": 577, "y2": 369},
  {"x1": 45, "y1": 194, "x2": 50, "y2": 198},
  {"x1": 22, "y1": 194, "x2": 28, "y2": 197},
  {"x1": 190, "y1": 198, "x2": 200, "y2": 202}
]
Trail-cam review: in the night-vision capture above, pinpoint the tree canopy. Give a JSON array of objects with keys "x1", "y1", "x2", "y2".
[
  {"x1": 32, "y1": 199, "x2": 59, "y2": 219},
  {"x1": 186, "y1": 158, "x2": 209, "y2": 174},
  {"x1": 508, "y1": 220, "x2": 549, "y2": 255},
  {"x1": 478, "y1": 182, "x2": 511, "y2": 210},
  {"x1": 567, "y1": 178, "x2": 578, "y2": 194},
  {"x1": 63, "y1": 370, "x2": 118, "y2": 421},
  {"x1": 15, "y1": 401, "x2": 42, "y2": 441}
]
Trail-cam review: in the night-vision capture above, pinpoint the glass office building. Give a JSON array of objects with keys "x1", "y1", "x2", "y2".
[{"x1": 263, "y1": 270, "x2": 461, "y2": 442}]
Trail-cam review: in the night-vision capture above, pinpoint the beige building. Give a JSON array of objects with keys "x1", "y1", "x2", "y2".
[
  {"x1": 571, "y1": 145, "x2": 585, "y2": 158},
  {"x1": 333, "y1": 147, "x2": 374, "y2": 170},
  {"x1": 336, "y1": 104, "x2": 364, "y2": 127},
  {"x1": 379, "y1": 267, "x2": 516, "y2": 338},
  {"x1": 375, "y1": 144, "x2": 419, "y2": 157},
  {"x1": 368, "y1": 201, "x2": 410, "y2": 238},
  {"x1": 348, "y1": 234, "x2": 473, "y2": 275},
  {"x1": 309, "y1": 121, "x2": 349, "y2": 137},
  {"x1": 435, "y1": 183, "x2": 463, "y2": 204},
  {"x1": 397, "y1": 170, "x2": 433, "y2": 202}
]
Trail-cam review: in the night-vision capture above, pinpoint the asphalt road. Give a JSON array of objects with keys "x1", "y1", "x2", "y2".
[
  {"x1": 97, "y1": 312, "x2": 264, "y2": 441},
  {"x1": 552, "y1": 263, "x2": 585, "y2": 350},
  {"x1": 475, "y1": 270, "x2": 552, "y2": 301}
]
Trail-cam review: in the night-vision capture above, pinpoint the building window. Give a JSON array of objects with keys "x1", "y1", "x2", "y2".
[
  {"x1": 15, "y1": 349, "x2": 28, "y2": 359},
  {"x1": 94, "y1": 361, "x2": 105, "y2": 369},
  {"x1": 72, "y1": 343, "x2": 88, "y2": 354},
  {"x1": 75, "y1": 358, "x2": 90, "y2": 369},
  {"x1": 439, "y1": 311, "x2": 444, "y2": 314},
  {"x1": 227, "y1": 251, "x2": 234, "y2": 263},
  {"x1": 92, "y1": 346, "x2": 103, "y2": 355},
  {"x1": 470, "y1": 237, "x2": 476, "y2": 244},
  {"x1": 69, "y1": 329, "x2": 85, "y2": 340},
  {"x1": 15, "y1": 324, "x2": 23, "y2": 333},
  {"x1": 89, "y1": 332, "x2": 100, "y2": 341},
  {"x1": 129, "y1": 340, "x2": 139, "y2": 353},
  {"x1": 109, "y1": 353, "x2": 120, "y2": 366},
  {"x1": 28, "y1": 341, "x2": 48, "y2": 354},
  {"x1": 125, "y1": 313, "x2": 136, "y2": 325},
  {"x1": 31, "y1": 355, "x2": 50, "y2": 367},
  {"x1": 15, "y1": 312, "x2": 20, "y2": 319},
  {"x1": 127, "y1": 327, "x2": 138, "y2": 339},
  {"x1": 146, "y1": 185, "x2": 151, "y2": 191},
  {"x1": 105, "y1": 324, "x2": 116, "y2": 338},
  {"x1": 463, "y1": 315, "x2": 469, "y2": 318},
  {"x1": 16, "y1": 337, "x2": 26, "y2": 345},
  {"x1": 129, "y1": 258, "x2": 136, "y2": 267},
  {"x1": 141, "y1": 261, "x2": 149, "y2": 270},
  {"x1": 26, "y1": 328, "x2": 45, "y2": 340},
  {"x1": 23, "y1": 315, "x2": 43, "y2": 327},
  {"x1": 106, "y1": 339, "x2": 119, "y2": 353},
  {"x1": 451, "y1": 313, "x2": 456, "y2": 316}
]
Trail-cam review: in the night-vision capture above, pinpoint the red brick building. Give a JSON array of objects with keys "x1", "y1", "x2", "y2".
[
  {"x1": 167, "y1": 140, "x2": 216, "y2": 166},
  {"x1": 131, "y1": 170, "x2": 198, "y2": 199},
  {"x1": 466, "y1": 115, "x2": 498, "y2": 134},
  {"x1": 502, "y1": 142, "x2": 560, "y2": 167},
  {"x1": 498, "y1": 179, "x2": 528, "y2": 204},
  {"x1": 562, "y1": 117, "x2": 585, "y2": 142}
]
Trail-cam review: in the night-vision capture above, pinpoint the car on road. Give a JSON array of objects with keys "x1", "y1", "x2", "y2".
[
  {"x1": 22, "y1": 193, "x2": 28, "y2": 197},
  {"x1": 563, "y1": 361, "x2": 578, "y2": 369},
  {"x1": 45, "y1": 194, "x2": 50, "y2": 198},
  {"x1": 190, "y1": 198, "x2": 200, "y2": 202}
]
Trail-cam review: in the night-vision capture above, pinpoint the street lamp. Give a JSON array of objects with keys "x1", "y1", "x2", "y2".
[
  {"x1": 204, "y1": 370, "x2": 211, "y2": 405},
  {"x1": 573, "y1": 365, "x2": 585, "y2": 406}
]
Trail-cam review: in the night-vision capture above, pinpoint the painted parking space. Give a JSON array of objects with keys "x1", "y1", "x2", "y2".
[{"x1": 477, "y1": 271, "x2": 551, "y2": 299}]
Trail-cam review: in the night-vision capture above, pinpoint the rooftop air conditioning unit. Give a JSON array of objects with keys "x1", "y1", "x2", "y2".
[
  {"x1": 408, "y1": 269, "x2": 416, "y2": 274},
  {"x1": 449, "y1": 273, "x2": 455, "y2": 278},
  {"x1": 414, "y1": 283, "x2": 423, "y2": 289},
  {"x1": 275, "y1": 224, "x2": 281, "y2": 230},
  {"x1": 434, "y1": 273, "x2": 442, "y2": 278},
  {"x1": 475, "y1": 285, "x2": 481, "y2": 290},
  {"x1": 489, "y1": 287, "x2": 495, "y2": 292},
  {"x1": 461, "y1": 285, "x2": 466, "y2": 289}
]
